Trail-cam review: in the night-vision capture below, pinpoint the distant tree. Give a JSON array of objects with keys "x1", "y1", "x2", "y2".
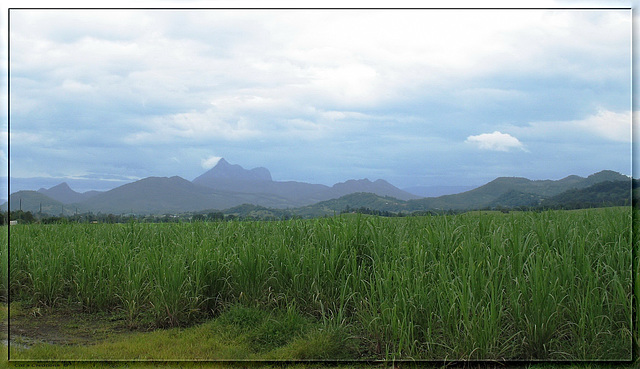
[
  {"x1": 10, "y1": 210, "x2": 35, "y2": 224},
  {"x1": 208, "y1": 212, "x2": 224, "y2": 221}
]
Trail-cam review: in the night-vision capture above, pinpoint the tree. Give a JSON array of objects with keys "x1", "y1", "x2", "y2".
[{"x1": 208, "y1": 212, "x2": 224, "y2": 221}]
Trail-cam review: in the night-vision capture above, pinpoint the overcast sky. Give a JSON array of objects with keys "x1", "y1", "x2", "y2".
[{"x1": 1, "y1": 1, "x2": 635, "y2": 196}]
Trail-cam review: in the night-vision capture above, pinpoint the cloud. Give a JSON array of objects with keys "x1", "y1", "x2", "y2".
[
  {"x1": 574, "y1": 108, "x2": 631, "y2": 142},
  {"x1": 510, "y1": 108, "x2": 632, "y2": 144},
  {"x1": 5, "y1": 8, "x2": 631, "y2": 191},
  {"x1": 465, "y1": 131, "x2": 527, "y2": 152},
  {"x1": 201, "y1": 156, "x2": 221, "y2": 170}
]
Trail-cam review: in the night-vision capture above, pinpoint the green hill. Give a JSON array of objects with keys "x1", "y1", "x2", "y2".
[
  {"x1": 405, "y1": 170, "x2": 629, "y2": 211},
  {"x1": 290, "y1": 175, "x2": 633, "y2": 218},
  {"x1": 540, "y1": 180, "x2": 633, "y2": 209},
  {"x1": 487, "y1": 190, "x2": 544, "y2": 208},
  {"x1": 293, "y1": 192, "x2": 409, "y2": 218}
]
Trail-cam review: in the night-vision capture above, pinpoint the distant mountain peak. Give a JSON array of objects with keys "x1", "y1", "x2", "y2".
[
  {"x1": 50, "y1": 182, "x2": 72, "y2": 190},
  {"x1": 193, "y1": 158, "x2": 272, "y2": 186},
  {"x1": 38, "y1": 181, "x2": 77, "y2": 195},
  {"x1": 37, "y1": 182, "x2": 82, "y2": 204}
]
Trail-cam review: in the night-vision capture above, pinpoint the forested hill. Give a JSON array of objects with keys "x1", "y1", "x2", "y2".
[
  {"x1": 539, "y1": 180, "x2": 636, "y2": 209},
  {"x1": 213, "y1": 178, "x2": 636, "y2": 219},
  {"x1": 403, "y1": 170, "x2": 629, "y2": 211}
]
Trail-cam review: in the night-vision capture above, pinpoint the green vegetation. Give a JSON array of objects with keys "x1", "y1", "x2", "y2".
[
  {"x1": 540, "y1": 180, "x2": 634, "y2": 209},
  {"x1": 4, "y1": 207, "x2": 634, "y2": 361},
  {"x1": 3, "y1": 302, "x2": 356, "y2": 361}
]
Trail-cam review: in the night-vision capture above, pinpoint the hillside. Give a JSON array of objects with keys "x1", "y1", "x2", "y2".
[
  {"x1": 294, "y1": 192, "x2": 410, "y2": 218},
  {"x1": 487, "y1": 190, "x2": 543, "y2": 208},
  {"x1": 404, "y1": 170, "x2": 630, "y2": 211},
  {"x1": 77, "y1": 176, "x2": 302, "y2": 214},
  {"x1": 327, "y1": 179, "x2": 420, "y2": 201},
  {"x1": 539, "y1": 180, "x2": 633, "y2": 209},
  {"x1": 291, "y1": 176, "x2": 634, "y2": 217}
]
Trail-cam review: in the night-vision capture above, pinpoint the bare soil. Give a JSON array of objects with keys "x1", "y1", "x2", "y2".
[{"x1": 2, "y1": 304, "x2": 136, "y2": 348}]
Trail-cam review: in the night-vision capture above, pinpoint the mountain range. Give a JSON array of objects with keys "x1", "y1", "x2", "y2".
[
  {"x1": 2, "y1": 158, "x2": 419, "y2": 215},
  {"x1": 285, "y1": 170, "x2": 630, "y2": 216},
  {"x1": 1, "y1": 159, "x2": 632, "y2": 217}
]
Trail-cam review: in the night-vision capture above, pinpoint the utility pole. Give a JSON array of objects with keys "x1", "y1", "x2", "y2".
[{"x1": 19, "y1": 198, "x2": 22, "y2": 211}]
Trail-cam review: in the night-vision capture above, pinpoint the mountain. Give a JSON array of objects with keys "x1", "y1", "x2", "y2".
[
  {"x1": 77, "y1": 176, "x2": 301, "y2": 214},
  {"x1": 193, "y1": 158, "x2": 272, "y2": 184},
  {"x1": 37, "y1": 182, "x2": 102, "y2": 204},
  {"x1": 191, "y1": 158, "x2": 418, "y2": 205},
  {"x1": 328, "y1": 179, "x2": 420, "y2": 201},
  {"x1": 404, "y1": 170, "x2": 630, "y2": 211},
  {"x1": 2, "y1": 164, "x2": 631, "y2": 216},
  {"x1": 78, "y1": 176, "x2": 219, "y2": 214},
  {"x1": 192, "y1": 158, "x2": 271, "y2": 187},
  {"x1": 294, "y1": 176, "x2": 633, "y2": 217},
  {"x1": 192, "y1": 158, "x2": 326, "y2": 204},
  {"x1": 0, "y1": 190, "x2": 79, "y2": 216}
]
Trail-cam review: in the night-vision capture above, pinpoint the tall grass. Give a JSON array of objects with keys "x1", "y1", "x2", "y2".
[{"x1": 7, "y1": 207, "x2": 633, "y2": 360}]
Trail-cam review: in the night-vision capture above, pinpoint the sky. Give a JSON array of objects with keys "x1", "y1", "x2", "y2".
[{"x1": 1, "y1": 0, "x2": 635, "y2": 197}]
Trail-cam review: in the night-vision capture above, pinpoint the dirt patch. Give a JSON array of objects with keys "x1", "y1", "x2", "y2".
[{"x1": 2, "y1": 303, "x2": 136, "y2": 348}]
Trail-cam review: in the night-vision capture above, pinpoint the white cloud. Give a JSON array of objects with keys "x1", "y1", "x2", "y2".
[
  {"x1": 511, "y1": 109, "x2": 632, "y2": 143},
  {"x1": 465, "y1": 131, "x2": 527, "y2": 152},
  {"x1": 574, "y1": 108, "x2": 631, "y2": 142},
  {"x1": 201, "y1": 156, "x2": 221, "y2": 169}
]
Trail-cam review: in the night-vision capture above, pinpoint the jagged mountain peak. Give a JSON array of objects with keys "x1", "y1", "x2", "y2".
[
  {"x1": 37, "y1": 182, "x2": 83, "y2": 204},
  {"x1": 193, "y1": 158, "x2": 272, "y2": 185}
]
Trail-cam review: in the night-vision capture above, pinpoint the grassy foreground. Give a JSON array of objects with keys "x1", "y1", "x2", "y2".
[
  {"x1": 4, "y1": 302, "x2": 358, "y2": 361},
  {"x1": 3, "y1": 207, "x2": 635, "y2": 361}
]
